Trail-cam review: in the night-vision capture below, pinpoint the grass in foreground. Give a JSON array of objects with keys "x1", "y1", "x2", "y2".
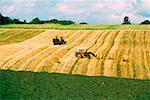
[
  {"x1": 0, "y1": 70, "x2": 150, "y2": 100},
  {"x1": 0, "y1": 24, "x2": 150, "y2": 30}
]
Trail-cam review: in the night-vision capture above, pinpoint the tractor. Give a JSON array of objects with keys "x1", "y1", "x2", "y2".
[
  {"x1": 53, "y1": 35, "x2": 66, "y2": 45},
  {"x1": 75, "y1": 49, "x2": 97, "y2": 59}
]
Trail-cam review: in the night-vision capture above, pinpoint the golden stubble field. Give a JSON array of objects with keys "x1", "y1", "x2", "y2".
[{"x1": 0, "y1": 29, "x2": 149, "y2": 79}]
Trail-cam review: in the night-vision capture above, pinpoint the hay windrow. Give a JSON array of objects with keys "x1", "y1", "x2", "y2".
[{"x1": 0, "y1": 30, "x2": 150, "y2": 79}]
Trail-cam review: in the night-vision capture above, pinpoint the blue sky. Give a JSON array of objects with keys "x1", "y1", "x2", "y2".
[{"x1": 0, "y1": 0, "x2": 149, "y2": 24}]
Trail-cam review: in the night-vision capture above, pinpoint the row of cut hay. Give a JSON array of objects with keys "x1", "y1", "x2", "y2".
[
  {"x1": 140, "y1": 31, "x2": 150, "y2": 79},
  {"x1": 0, "y1": 30, "x2": 150, "y2": 79},
  {"x1": 0, "y1": 30, "x2": 17, "y2": 40},
  {"x1": 39, "y1": 30, "x2": 91, "y2": 72},
  {"x1": 0, "y1": 30, "x2": 33, "y2": 58},
  {"x1": 4, "y1": 46, "x2": 48, "y2": 69},
  {"x1": 0, "y1": 30, "x2": 44, "y2": 55},
  {"x1": 18, "y1": 30, "x2": 80, "y2": 71},
  {"x1": 54, "y1": 31, "x2": 94, "y2": 74},
  {"x1": 92, "y1": 31, "x2": 118, "y2": 76},
  {"x1": 103, "y1": 31, "x2": 126, "y2": 77},
  {"x1": 33, "y1": 30, "x2": 85, "y2": 72},
  {"x1": 1, "y1": 30, "x2": 55, "y2": 49},
  {"x1": 87, "y1": 30, "x2": 109, "y2": 52},
  {"x1": 128, "y1": 31, "x2": 136, "y2": 78},
  {"x1": 48, "y1": 30, "x2": 93, "y2": 73},
  {"x1": 21, "y1": 30, "x2": 57, "y2": 47},
  {"x1": 70, "y1": 31, "x2": 103, "y2": 75},
  {"x1": 0, "y1": 30, "x2": 19, "y2": 49},
  {"x1": 0, "y1": 30, "x2": 55, "y2": 70},
  {"x1": 86, "y1": 31, "x2": 110, "y2": 76},
  {"x1": 4, "y1": 30, "x2": 74, "y2": 71},
  {"x1": 145, "y1": 31, "x2": 150, "y2": 78},
  {"x1": 145, "y1": 31, "x2": 150, "y2": 74},
  {"x1": 0, "y1": 30, "x2": 57, "y2": 57},
  {"x1": 60, "y1": 30, "x2": 105, "y2": 74},
  {"x1": 133, "y1": 31, "x2": 148, "y2": 79},
  {"x1": 10, "y1": 46, "x2": 48, "y2": 70},
  {"x1": 119, "y1": 31, "x2": 133, "y2": 78},
  {"x1": 86, "y1": 31, "x2": 118, "y2": 76},
  {"x1": 0, "y1": 30, "x2": 44, "y2": 47},
  {"x1": 0, "y1": 30, "x2": 28, "y2": 41},
  {"x1": 0, "y1": 45, "x2": 47, "y2": 69},
  {"x1": 0, "y1": 29, "x2": 8, "y2": 34}
]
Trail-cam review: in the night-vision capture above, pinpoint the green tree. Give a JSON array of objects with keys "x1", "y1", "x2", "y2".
[
  {"x1": 24, "y1": 20, "x2": 26, "y2": 24},
  {"x1": 122, "y1": 16, "x2": 131, "y2": 24},
  {"x1": 13, "y1": 19, "x2": 21, "y2": 24},
  {"x1": 30, "y1": 17, "x2": 44, "y2": 24},
  {"x1": 140, "y1": 20, "x2": 150, "y2": 24},
  {"x1": 0, "y1": 13, "x2": 13, "y2": 24},
  {"x1": 0, "y1": 13, "x2": 3, "y2": 24},
  {"x1": 49, "y1": 19, "x2": 58, "y2": 23}
]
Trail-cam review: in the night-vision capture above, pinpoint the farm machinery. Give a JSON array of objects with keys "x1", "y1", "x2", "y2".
[
  {"x1": 53, "y1": 35, "x2": 66, "y2": 45},
  {"x1": 75, "y1": 49, "x2": 97, "y2": 59}
]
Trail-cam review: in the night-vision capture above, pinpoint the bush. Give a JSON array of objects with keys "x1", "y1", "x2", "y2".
[
  {"x1": 140, "y1": 20, "x2": 150, "y2": 24},
  {"x1": 80, "y1": 22, "x2": 88, "y2": 24},
  {"x1": 30, "y1": 17, "x2": 44, "y2": 24},
  {"x1": 58, "y1": 20, "x2": 75, "y2": 25}
]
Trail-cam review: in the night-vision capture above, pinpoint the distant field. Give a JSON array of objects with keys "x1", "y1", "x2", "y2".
[
  {"x1": 1, "y1": 70, "x2": 150, "y2": 99},
  {"x1": 0, "y1": 24, "x2": 150, "y2": 30},
  {"x1": 0, "y1": 29, "x2": 149, "y2": 80}
]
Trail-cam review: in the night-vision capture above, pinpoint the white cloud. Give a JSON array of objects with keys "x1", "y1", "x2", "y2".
[
  {"x1": 1, "y1": 0, "x2": 36, "y2": 17},
  {"x1": 132, "y1": 0, "x2": 150, "y2": 17},
  {"x1": 0, "y1": 0, "x2": 149, "y2": 23},
  {"x1": 56, "y1": 0, "x2": 149, "y2": 23}
]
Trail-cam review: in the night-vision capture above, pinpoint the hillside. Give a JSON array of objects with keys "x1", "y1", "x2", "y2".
[{"x1": 0, "y1": 29, "x2": 149, "y2": 79}]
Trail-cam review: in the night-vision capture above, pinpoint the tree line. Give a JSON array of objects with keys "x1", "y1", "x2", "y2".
[
  {"x1": 30, "y1": 18, "x2": 75, "y2": 25},
  {"x1": 0, "y1": 13, "x2": 75, "y2": 25},
  {"x1": 0, "y1": 13, "x2": 149, "y2": 25}
]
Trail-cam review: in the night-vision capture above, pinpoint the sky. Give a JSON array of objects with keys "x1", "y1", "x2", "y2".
[{"x1": 0, "y1": 0, "x2": 150, "y2": 24}]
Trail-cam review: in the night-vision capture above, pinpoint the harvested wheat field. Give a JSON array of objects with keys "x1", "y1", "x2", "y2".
[{"x1": 0, "y1": 29, "x2": 150, "y2": 80}]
